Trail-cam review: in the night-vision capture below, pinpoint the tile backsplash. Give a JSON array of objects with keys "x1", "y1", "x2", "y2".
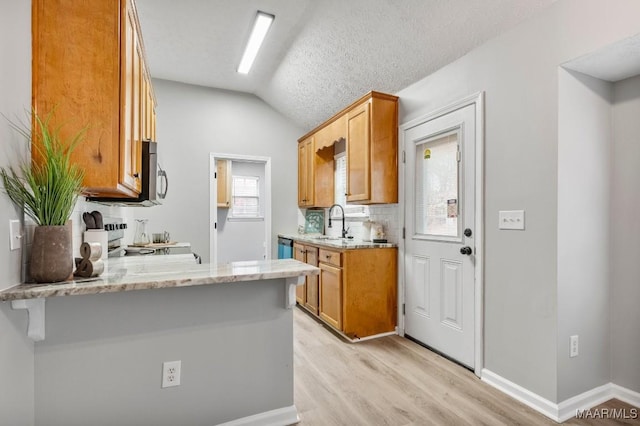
[
  {"x1": 369, "y1": 204, "x2": 400, "y2": 243},
  {"x1": 298, "y1": 204, "x2": 401, "y2": 244}
]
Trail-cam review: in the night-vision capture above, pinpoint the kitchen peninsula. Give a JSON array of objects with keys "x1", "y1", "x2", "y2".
[{"x1": 0, "y1": 256, "x2": 318, "y2": 426}]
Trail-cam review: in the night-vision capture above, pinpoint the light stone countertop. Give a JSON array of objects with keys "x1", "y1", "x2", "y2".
[
  {"x1": 0, "y1": 256, "x2": 319, "y2": 302},
  {"x1": 278, "y1": 233, "x2": 398, "y2": 250}
]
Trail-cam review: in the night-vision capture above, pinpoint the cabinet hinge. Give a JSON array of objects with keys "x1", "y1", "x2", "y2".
[
  {"x1": 402, "y1": 227, "x2": 406, "y2": 239},
  {"x1": 214, "y1": 222, "x2": 217, "y2": 230},
  {"x1": 402, "y1": 150, "x2": 406, "y2": 163},
  {"x1": 214, "y1": 172, "x2": 217, "y2": 179},
  {"x1": 457, "y1": 149, "x2": 461, "y2": 162},
  {"x1": 402, "y1": 303, "x2": 405, "y2": 315}
]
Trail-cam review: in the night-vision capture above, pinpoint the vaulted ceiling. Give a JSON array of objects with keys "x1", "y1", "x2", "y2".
[{"x1": 136, "y1": 0, "x2": 557, "y2": 131}]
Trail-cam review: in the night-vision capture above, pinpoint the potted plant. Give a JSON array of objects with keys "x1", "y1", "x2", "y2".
[{"x1": 0, "y1": 112, "x2": 85, "y2": 283}]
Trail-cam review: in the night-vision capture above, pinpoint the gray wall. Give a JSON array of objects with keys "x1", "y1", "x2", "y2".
[
  {"x1": 396, "y1": 0, "x2": 640, "y2": 402},
  {"x1": 133, "y1": 79, "x2": 303, "y2": 262},
  {"x1": 35, "y1": 280, "x2": 293, "y2": 425},
  {"x1": 611, "y1": 74, "x2": 640, "y2": 394},
  {"x1": 0, "y1": 0, "x2": 35, "y2": 424},
  {"x1": 557, "y1": 69, "x2": 612, "y2": 401},
  {"x1": 217, "y1": 160, "x2": 267, "y2": 264}
]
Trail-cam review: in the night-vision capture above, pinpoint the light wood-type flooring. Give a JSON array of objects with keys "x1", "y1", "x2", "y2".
[{"x1": 293, "y1": 307, "x2": 639, "y2": 426}]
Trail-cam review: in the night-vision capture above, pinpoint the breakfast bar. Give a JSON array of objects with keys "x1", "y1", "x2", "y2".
[{"x1": 0, "y1": 257, "x2": 318, "y2": 426}]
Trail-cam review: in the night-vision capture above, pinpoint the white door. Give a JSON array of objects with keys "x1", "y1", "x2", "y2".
[{"x1": 404, "y1": 103, "x2": 476, "y2": 368}]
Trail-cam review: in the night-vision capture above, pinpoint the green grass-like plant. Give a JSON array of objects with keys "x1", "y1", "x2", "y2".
[{"x1": 0, "y1": 112, "x2": 85, "y2": 226}]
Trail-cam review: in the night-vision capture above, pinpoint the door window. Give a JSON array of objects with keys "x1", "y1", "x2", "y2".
[{"x1": 414, "y1": 130, "x2": 461, "y2": 240}]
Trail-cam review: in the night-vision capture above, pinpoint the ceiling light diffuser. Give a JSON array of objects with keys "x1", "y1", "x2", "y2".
[{"x1": 237, "y1": 11, "x2": 275, "y2": 74}]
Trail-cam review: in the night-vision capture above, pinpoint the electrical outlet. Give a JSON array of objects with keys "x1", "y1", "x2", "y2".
[
  {"x1": 162, "y1": 360, "x2": 181, "y2": 388},
  {"x1": 570, "y1": 335, "x2": 579, "y2": 358}
]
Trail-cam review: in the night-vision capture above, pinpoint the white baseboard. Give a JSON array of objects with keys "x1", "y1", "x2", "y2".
[
  {"x1": 556, "y1": 383, "x2": 612, "y2": 422},
  {"x1": 481, "y1": 369, "x2": 560, "y2": 421},
  {"x1": 612, "y1": 384, "x2": 640, "y2": 409},
  {"x1": 481, "y1": 369, "x2": 640, "y2": 423},
  {"x1": 348, "y1": 330, "x2": 397, "y2": 343},
  {"x1": 216, "y1": 405, "x2": 300, "y2": 426}
]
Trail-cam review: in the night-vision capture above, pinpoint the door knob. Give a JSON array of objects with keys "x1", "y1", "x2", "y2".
[
  {"x1": 464, "y1": 228, "x2": 472, "y2": 237},
  {"x1": 460, "y1": 246, "x2": 472, "y2": 255}
]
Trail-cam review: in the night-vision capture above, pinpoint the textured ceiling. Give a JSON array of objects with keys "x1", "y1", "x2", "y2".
[
  {"x1": 564, "y1": 33, "x2": 640, "y2": 82},
  {"x1": 136, "y1": 0, "x2": 556, "y2": 131}
]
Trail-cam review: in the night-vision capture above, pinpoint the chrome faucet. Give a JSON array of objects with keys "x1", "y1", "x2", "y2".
[{"x1": 328, "y1": 204, "x2": 347, "y2": 238}]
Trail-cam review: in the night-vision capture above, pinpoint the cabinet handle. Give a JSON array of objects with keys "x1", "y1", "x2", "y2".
[
  {"x1": 133, "y1": 173, "x2": 139, "y2": 179},
  {"x1": 325, "y1": 254, "x2": 331, "y2": 259}
]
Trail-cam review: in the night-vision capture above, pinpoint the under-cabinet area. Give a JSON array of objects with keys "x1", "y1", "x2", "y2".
[
  {"x1": 297, "y1": 91, "x2": 399, "y2": 207},
  {"x1": 32, "y1": 0, "x2": 157, "y2": 198},
  {"x1": 290, "y1": 237, "x2": 398, "y2": 340}
]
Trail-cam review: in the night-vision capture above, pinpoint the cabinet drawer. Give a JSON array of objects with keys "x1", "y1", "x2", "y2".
[{"x1": 319, "y1": 249, "x2": 341, "y2": 267}]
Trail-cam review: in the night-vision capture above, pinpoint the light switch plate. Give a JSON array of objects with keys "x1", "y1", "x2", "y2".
[
  {"x1": 499, "y1": 210, "x2": 525, "y2": 230},
  {"x1": 9, "y1": 220, "x2": 22, "y2": 250}
]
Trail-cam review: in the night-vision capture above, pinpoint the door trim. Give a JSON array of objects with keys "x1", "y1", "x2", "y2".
[
  {"x1": 398, "y1": 92, "x2": 484, "y2": 376},
  {"x1": 209, "y1": 153, "x2": 272, "y2": 266}
]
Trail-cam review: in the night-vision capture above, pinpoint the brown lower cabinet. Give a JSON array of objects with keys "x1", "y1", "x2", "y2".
[
  {"x1": 294, "y1": 243, "x2": 319, "y2": 314},
  {"x1": 297, "y1": 242, "x2": 397, "y2": 340},
  {"x1": 318, "y1": 262, "x2": 342, "y2": 330}
]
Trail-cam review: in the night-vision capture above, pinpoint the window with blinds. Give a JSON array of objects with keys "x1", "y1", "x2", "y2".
[
  {"x1": 231, "y1": 175, "x2": 261, "y2": 218},
  {"x1": 334, "y1": 153, "x2": 368, "y2": 217}
]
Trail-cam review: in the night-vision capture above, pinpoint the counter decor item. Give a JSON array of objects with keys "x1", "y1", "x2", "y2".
[
  {"x1": 0, "y1": 112, "x2": 85, "y2": 283},
  {"x1": 304, "y1": 209, "x2": 324, "y2": 234},
  {"x1": 82, "y1": 211, "x2": 107, "y2": 260},
  {"x1": 133, "y1": 219, "x2": 150, "y2": 246},
  {"x1": 74, "y1": 242, "x2": 105, "y2": 278}
]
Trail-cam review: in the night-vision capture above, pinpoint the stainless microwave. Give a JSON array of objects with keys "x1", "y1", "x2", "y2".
[{"x1": 87, "y1": 140, "x2": 167, "y2": 206}]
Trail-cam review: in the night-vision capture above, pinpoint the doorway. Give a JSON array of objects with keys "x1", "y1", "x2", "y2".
[
  {"x1": 400, "y1": 93, "x2": 484, "y2": 374},
  {"x1": 209, "y1": 154, "x2": 272, "y2": 265}
]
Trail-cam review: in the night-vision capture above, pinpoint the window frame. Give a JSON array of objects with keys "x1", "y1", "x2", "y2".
[{"x1": 229, "y1": 175, "x2": 264, "y2": 221}]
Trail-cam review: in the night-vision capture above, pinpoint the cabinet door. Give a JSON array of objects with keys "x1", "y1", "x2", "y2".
[
  {"x1": 120, "y1": 4, "x2": 140, "y2": 192},
  {"x1": 298, "y1": 137, "x2": 315, "y2": 207},
  {"x1": 298, "y1": 141, "x2": 307, "y2": 206},
  {"x1": 304, "y1": 246, "x2": 319, "y2": 314},
  {"x1": 319, "y1": 262, "x2": 342, "y2": 330},
  {"x1": 294, "y1": 243, "x2": 307, "y2": 304},
  {"x1": 304, "y1": 139, "x2": 315, "y2": 206},
  {"x1": 346, "y1": 101, "x2": 371, "y2": 202},
  {"x1": 132, "y1": 35, "x2": 143, "y2": 192},
  {"x1": 216, "y1": 160, "x2": 231, "y2": 207}
]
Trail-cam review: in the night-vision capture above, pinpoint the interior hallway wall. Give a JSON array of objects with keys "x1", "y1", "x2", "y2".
[
  {"x1": 135, "y1": 79, "x2": 303, "y2": 262},
  {"x1": 0, "y1": 0, "x2": 35, "y2": 424},
  {"x1": 396, "y1": 0, "x2": 640, "y2": 402},
  {"x1": 611, "y1": 74, "x2": 640, "y2": 394},
  {"x1": 557, "y1": 69, "x2": 612, "y2": 401}
]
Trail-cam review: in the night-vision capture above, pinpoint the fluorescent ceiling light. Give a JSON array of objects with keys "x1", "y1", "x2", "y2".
[{"x1": 237, "y1": 11, "x2": 275, "y2": 74}]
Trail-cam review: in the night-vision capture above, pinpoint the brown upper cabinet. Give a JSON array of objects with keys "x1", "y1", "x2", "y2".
[
  {"x1": 216, "y1": 159, "x2": 232, "y2": 208},
  {"x1": 297, "y1": 91, "x2": 398, "y2": 206},
  {"x1": 32, "y1": 0, "x2": 157, "y2": 198},
  {"x1": 298, "y1": 136, "x2": 315, "y2": 207},
  {"x1": 345, "y1": 93, "x2": 398, "y2": 204},
  {"x1": 298, "y1": 136, "x2": 333, "y2": 208}
]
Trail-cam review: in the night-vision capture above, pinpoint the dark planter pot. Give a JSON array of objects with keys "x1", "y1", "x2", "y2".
[{"x1": 30, "y1": 224, "x2": 73, "y2": 283}]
